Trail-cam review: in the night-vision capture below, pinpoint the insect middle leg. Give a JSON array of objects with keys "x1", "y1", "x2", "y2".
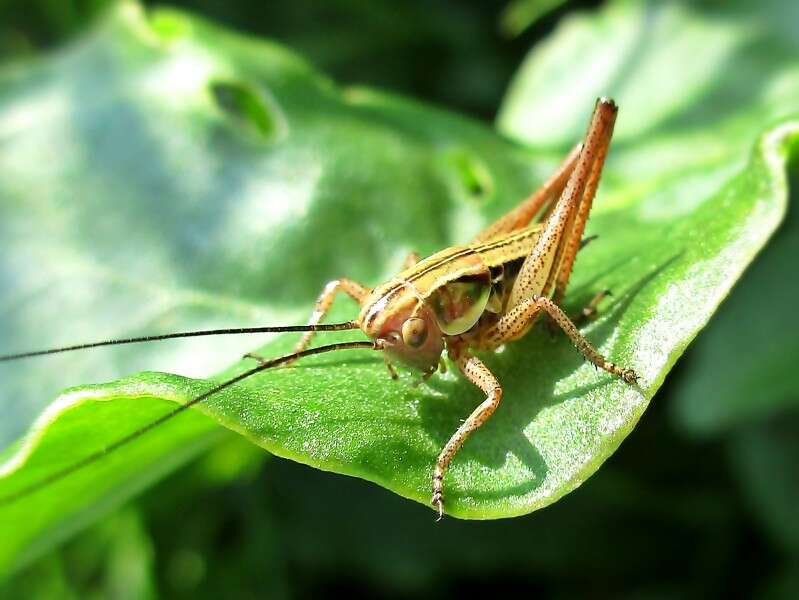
[
  {"x1": 432, "y1": 349, "x2": 502, "y2": 520},
  {"x1": 403, "y1": 252, "x2": 420, "y2": 268}
]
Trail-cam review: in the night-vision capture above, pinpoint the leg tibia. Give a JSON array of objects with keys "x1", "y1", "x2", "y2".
[
  {"x1": 432, "y1": 353, "x2": 502, "y2": 520},
  {"x1": 472, "y1": 144, "x2": 580, "y2": 243},
  {"x1": 481, "y1": 294, "x2": 637, "y2": 384},
  {"x1": 294, "y1": 278, "x2": 369, "y2": 354},
  {"x1": 242, "y1": 277, "x2": 369, "y2": 365}
]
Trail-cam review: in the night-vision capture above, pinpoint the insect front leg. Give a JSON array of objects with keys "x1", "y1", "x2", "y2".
[
  {"x1": 480, "y1": 294, "x2": 638, "y2": 384},
  {"x1": 293, "y1": 279, "x2": 370, "y2": 353},
  {"x1": 243, "y1": 278, "x2": 369, "y2": 364},
  {"x1": 432, "y1": 351, "x2": 502, "y2": 520}
]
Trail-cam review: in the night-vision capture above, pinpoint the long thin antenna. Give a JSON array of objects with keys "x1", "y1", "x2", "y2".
[
  {"x1": 0, "y1": 321, "x2": 358, "y2": 362},
  {"x1": 0, "y1": 339, "x2": 382, "y2": 506}
]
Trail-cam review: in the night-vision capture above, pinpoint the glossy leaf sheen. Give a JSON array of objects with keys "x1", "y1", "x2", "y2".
[{"x1": 0, "y1": 0, "x2": 797, "y2": 576}]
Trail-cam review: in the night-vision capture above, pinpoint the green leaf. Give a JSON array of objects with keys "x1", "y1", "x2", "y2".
[
  {"x1": 669, "y1": 173, "x2": 799, "y2": 436},
  {"x1": 498, "y1": 0, "x2": 799, "y2": 434},
  {"x1": 0, "y1": 0, "x2": 796, "y2": 576}
]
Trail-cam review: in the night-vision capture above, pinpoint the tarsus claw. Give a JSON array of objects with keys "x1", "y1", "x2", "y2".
[
  {"x1": 431, "y1": 493, "x2": 444, "y2": 521},
  {"x1": 622, "y1": 368, "x2": 639, "y2": 385}
]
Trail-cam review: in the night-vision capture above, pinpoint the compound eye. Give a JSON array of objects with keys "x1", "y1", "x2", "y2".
[{"x1": 401, "y1": 318, "x2": 428, "y2": 348}]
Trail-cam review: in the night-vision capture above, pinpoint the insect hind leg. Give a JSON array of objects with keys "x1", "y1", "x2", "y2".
[
  {"x1": 508, "y1": 99, "x2": 617, "y2": 314},
  {"x1": 479, "y1": 294, "x2": 637, "y2": 384},
  {"x1": 472, "y1": 144, "x2": 580, "y2": 243},
  {"x1": 552, "y1": 104, "x2": 617, "y2": 306},
  {"x1": 545, "y1": 286, "x2": 611, "y2": 338}
]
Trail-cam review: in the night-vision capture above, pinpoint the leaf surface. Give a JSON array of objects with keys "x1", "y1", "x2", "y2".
[
  {"x1": 498, "y1": 0, "x2": 799, "y2": 436},
  {"x1": 0, "y1": 0, "x2": 797, "y2": 576}
]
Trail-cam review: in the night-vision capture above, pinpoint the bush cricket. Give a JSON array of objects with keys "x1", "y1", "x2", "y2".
[{"x1": 0, "y1": 97, "x2": 638, "y2": 519}]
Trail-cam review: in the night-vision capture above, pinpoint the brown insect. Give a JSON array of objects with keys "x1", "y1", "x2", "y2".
[{"x1": 0, "y1": 98, "x2": 637, "y2": 519}]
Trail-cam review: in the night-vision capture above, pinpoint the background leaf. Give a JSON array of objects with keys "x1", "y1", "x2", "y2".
[{"x1": 1, "y1": 0, "x2": 797, "y2": 581}]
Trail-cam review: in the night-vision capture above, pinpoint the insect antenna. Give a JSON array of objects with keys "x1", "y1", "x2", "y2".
[
  {"x1": 0, "y1": 338, "x2": 383, "y2": 506},
  {"x1": 0, "y1": 321, "x2": 359, "y2": 362}
]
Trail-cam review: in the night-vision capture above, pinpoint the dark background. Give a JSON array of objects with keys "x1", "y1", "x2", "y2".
[{"x1": 1, "y1": 1, "x2": 797, "y2": 598}]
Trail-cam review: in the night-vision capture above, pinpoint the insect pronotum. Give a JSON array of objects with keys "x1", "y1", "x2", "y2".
[{"x1": 0, "y1": 98, "x2": 638, "y2": 519}]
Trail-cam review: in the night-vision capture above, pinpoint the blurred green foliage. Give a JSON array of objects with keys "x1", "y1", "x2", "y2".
[
  {"x1": 0, "y1": 0, "x2": 797, "y2": 598},
  {"x1": 0, "y1": 0, "x2": 598, "y2": 120}
]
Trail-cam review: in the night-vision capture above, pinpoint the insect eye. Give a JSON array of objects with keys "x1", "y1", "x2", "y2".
[{"x1": 401, "y1": 318, "x2": 428, "y2": 348}]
